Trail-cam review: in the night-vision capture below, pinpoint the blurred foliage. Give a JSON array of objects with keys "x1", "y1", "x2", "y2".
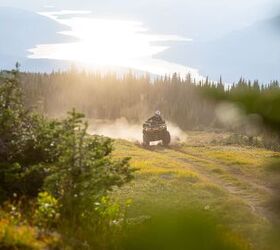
[
  {"x1": 206, "y1": 79, "x2": 280, "y2": 133},
  {"x1": 204, "y1": 80, "x2": 280, "y2": 155},
  {"x1": 0, "y1": 218, "x2": 48, "y2": 250},
  {"x1": 119, "y1": 209, "x2": 250, "y2": 250},
  {"x1": 34, "y1": 192, "x2": 60, "y2": 229},
  {"x1": 0, "y1": 199, "x2": 60, "y2": 249}
]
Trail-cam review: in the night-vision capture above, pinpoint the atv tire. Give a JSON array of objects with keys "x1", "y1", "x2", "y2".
[
  {"x1": 162, "y1": 131, "x2": 171, "y2": 146},
  {"x1": 143, "y1": 133, "x2": 150, "y2": 147}
]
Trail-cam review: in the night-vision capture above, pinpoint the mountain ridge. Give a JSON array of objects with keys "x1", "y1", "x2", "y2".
[{"x1": 157, "y1": 15, "x2": 280, "y2": 82}]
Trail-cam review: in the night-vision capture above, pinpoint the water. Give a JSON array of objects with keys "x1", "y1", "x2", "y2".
[{"x1": 28, "y1": 10, "x2": 203, "y2": 79}]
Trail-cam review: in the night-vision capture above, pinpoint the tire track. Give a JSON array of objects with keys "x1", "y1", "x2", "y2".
[{"x1": 153, "y1": 145, "x2": 274, "y2": 222}]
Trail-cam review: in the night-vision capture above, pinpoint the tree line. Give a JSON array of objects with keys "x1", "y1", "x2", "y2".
[{"x1": 17, "y1": 69, "x2": 280, "y2": 131}]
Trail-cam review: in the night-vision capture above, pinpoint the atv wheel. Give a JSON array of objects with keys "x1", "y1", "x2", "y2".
[
  {"x1": 143, "y1": 133, "x2": 150, "y2": 146},
  {"x1": 162, "y1": 131, "x2": 171, "y2": 146}
]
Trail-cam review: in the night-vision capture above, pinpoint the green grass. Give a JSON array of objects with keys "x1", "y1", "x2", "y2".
[{"x1": 111, "y1": 134, "x2": 279, "y2": 250}]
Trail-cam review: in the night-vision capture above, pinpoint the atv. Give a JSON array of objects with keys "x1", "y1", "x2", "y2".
[{"x1": 142, "y1": 120, "x2": 171, "y2": 146}]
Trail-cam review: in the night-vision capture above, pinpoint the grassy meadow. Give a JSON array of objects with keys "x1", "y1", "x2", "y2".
[{"x1": 111, "y1": 131, "x2": 280, "y2": 250}]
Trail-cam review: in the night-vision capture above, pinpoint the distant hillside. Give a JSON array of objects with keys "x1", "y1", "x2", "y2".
[
  {"x1": 158, "y1": 16, "x2": 280, "y2": 82},
  {"x1": 0, "y1": 7, "x2": 74, "y2": 70}
]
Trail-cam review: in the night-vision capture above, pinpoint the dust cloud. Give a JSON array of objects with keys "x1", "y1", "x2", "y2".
[
  {"x1": 215, "y1": 102, "x2": 263, "y2": 137},
  {"x1": 88, "y1": 118, "x2": 187, "y2": 144}
]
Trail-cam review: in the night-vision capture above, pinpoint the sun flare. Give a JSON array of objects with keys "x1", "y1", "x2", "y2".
[{"x1": 28, "y1": 11, "x2": 200, "y2": 78}]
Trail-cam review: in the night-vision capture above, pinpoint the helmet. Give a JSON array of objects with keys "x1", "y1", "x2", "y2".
[{"x1": 155, "y1": 110, "x2": 161, "y2": 116}]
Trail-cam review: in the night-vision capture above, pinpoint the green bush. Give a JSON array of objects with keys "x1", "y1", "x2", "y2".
[
  {"x1": 0, "y1": 66, "x2": 135, "y2": 248},
  {"x1": 0, "y1": 67, "x2": 54, "y2": 199},
  {"x1": 41, "y1": 109, "x2": 134, "y2": 248}
]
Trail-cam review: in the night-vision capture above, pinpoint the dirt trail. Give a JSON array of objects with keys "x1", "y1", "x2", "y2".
[{"x1": 149, "y1": 145, "x2": 275, "y2": 222}]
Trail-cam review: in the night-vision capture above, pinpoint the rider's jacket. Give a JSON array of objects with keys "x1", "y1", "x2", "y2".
[{"x1": 147, "y1": 115, "x2": 164, "y2": 124}]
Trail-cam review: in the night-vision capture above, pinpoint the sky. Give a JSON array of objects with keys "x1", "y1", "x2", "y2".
[{"x1": 0, "y1": 0, "x2": 279, "y2": 80}]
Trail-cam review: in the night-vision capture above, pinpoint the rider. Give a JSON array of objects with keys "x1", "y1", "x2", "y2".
[{"x1": 147, "y1": 110, "x2": 164, "y2": 124}]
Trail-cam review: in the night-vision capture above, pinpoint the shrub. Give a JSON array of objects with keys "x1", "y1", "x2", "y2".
[
  {"x1": 0, "y1": 67, "x2": 135, "y2": 248},
  {"x1": 42, "y1": 109, "x2": 134, "y2": 248},
  {"x1": 0, "y1": 67, "x2": 53, "y2": 199}
]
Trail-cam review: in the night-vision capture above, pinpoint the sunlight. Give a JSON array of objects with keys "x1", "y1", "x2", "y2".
[
  {"x1": 61, "y1": 18, "x2": 169, "y2": 64},
  {"x1": 28, "y1": 11, "x2": 201, "y2": 78}
]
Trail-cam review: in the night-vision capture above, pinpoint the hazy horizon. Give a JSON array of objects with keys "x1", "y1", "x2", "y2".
[{"x1": 0, "y1": 0, "x2": 279, "y2": 82}]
